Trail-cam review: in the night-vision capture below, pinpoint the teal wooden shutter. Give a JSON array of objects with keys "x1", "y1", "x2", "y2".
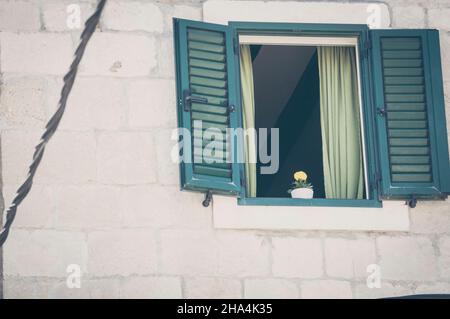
[
  {"x1": 371, "y1": 29, "x2": 450, "y2": 199},
  {"x1": 174, "y1": 18, "x2": 241, "y2": 194}
]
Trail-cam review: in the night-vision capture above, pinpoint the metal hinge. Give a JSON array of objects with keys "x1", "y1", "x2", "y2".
[
  {"x1": 377, "y1": 107, "x2": 387, "y2": 116},
  {"x1": 233, "y1": 36, "x2": 239, "y2": 55},
  {"x1": 202, "y1": 190, "x2": 213, "y2": 207},
  {"x1": 406, "y1": 196, "x2": 418, "y2": 208},
  {"x1": 361, "y1": 38, "x2": 372, "y2": 60},
  {"x1": 373, "y1": 171, "x2": 382, "y2": 201},
  {"x1": 240, "y1": 174, "x2": 246, "y2": 190}
]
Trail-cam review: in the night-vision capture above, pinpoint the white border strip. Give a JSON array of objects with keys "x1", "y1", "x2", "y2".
[
  {"x1": 239, "y1": 35, "x2": 358, "y2": 46},
  {"x1": 355, "y1": 43, "x2": 370, "y2": 199}
]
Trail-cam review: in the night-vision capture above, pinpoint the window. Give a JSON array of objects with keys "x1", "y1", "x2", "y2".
[
  {"x1": 239, "y1": 36, "x2": 369, "y2": 201},
  {"x1": 173, "y1": 19, "x2": 450, "y2": 207}
]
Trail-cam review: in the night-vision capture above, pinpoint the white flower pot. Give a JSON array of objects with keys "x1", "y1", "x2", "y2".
[{"x1": 291, "y1": 188, "x2": 314, "y2": 199}]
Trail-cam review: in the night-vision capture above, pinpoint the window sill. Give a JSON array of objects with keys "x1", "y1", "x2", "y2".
[
  {"x1": 212, "y1": 196, "x2": 410, "y2": 231},
  {"x1": 238, "y1": 197, "x2": 382, "y2": 208}
]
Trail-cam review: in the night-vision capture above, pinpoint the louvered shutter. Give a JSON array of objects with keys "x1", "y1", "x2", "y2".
[
  {"x1": 371, "y1": 29, "x2": 450, "y2": 199},
  {"x1": 174, "y1": 18, "x2": 241, "y2": 194}
]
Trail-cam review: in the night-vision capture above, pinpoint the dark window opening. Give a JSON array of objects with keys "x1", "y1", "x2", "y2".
[{"x1": 251, "y1": 45, "x2": 325, "y2": 198}]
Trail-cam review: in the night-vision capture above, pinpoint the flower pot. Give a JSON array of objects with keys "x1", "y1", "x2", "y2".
[{"x1": 291, "y1": 188, "x2": 314, "y2": 199}]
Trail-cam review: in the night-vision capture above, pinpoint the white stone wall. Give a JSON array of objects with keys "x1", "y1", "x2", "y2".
[{"x1": 0, "y1": 0, "x2": 449, "y2": 299}]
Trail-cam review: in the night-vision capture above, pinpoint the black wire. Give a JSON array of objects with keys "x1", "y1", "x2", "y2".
[{"x1": 0, "y1": 0, "x2": 107, "y2": 247}]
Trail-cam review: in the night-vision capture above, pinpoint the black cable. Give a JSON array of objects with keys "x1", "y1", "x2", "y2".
[{"x1": 0, "y1": 0, "x2": 107, "y2": 247}]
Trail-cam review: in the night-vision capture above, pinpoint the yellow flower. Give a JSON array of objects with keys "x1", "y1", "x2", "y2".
[{"x1": 294, "y1": 171, "x2": 307, "y2": 181}]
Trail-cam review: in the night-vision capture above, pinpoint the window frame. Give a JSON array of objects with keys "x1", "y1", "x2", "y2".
[{"x1": 229, "y1": 22, "x2": 382, "y2": 207}]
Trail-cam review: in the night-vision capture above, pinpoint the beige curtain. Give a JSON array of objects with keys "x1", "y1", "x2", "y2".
[
  {"x1": 318, "y1": 47, "x2": 364, "y2": 199},
  {"x1": 239, "y1": 45, "x2": 257, "y2": 197}
]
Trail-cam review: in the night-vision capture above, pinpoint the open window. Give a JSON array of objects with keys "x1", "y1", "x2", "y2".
[
  {"x1": 239, "y1": 35, "x2": 368, "y2": 202},
  {"x1": 173, "y1": 19, "x2": 450, "y2": 207}
]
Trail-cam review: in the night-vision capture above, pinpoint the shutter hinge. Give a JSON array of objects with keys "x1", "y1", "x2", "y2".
[
  {"x1": 406, "y1": 196, "x2": 418, "y2": 208},
  {"x1": 361, "y1": 39, "x2": 372, "y2": 60},
  {"x1": 377, "y1": 107, "x2": 387, "y2": 116},
  {"x1": 202, "y1": 190, "x2": 213, "y2": 207},
  {"x1": 233, "y1": 36, "x2": 239, "y2": 55},
  {"x1": 373, "y1": 171, "x2": 382, "y2": 201},
  {"x1": 407, "y1": 193, "x2": 447, "y2": 207},
  {"x1": 240, "y1": 173, "x2": 246, "y2": 190}
]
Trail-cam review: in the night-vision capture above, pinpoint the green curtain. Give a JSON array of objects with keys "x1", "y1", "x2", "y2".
[
  {"x1": 317, "y1": 47, "x2": 364, "y2": 199},
  {"x1": 239, "y1": 45, "x2": 257, "y2": 197}
]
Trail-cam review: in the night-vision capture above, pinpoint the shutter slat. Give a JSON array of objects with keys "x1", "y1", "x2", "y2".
[
  {"x1": 194, "y1": 137, "x2": 229, "y2": 149},
  {"x1": 385, "y1": 76, "x2": 424, "y2": 85},
  {"x1": 383, "y1": 59, "x2": 422, "y2": 68},
  {"x1": 191, "y1": 94, "x2": 227, "y2": 106},
  {"x1": 192, "y1": 111, "x2": 228, "y2": 124},
  {"x1": 381, "y1": 39, "x2": 421, "y2": 50},
  {"x1": 191, "y1": 103, "x2": 227, "y2": 115},
  {"x1": 197, "y1": 121, "x2": 228, "y2": 131},
  {"x1": 390, "y1": 146, "x2": 429, "y2": 155},
  {"x1": 382, "y1": 50, "x2": 421, "y2": 59},
  {"x1": 389, "y1": 138, "x2": 428, "y2": 146},
  {"x1": 190, "y1": 67, "x2": 226, "y2": 80},
  {"x1": 388, "y1": 112, "x2": 426, "y2": 120},
  {"x1": 189, "y1": 49, "x2": 225, "y2": 62},
  {"x1": 193, "y1": 159, "x2": 230, "y2": 170},
  {"x1": 190, "y1": 76, "x2": 226, "y2": 89},
  {"x1": 386, "y1": 103, "x2": 425, "y2": 111},
  {"x1": 389, "y1": 129, "x2": 428, "y2": 138},
  {"x1": 188, "y1": 41, "x2": 225, "y2": 53},
  {"x1": 391, "y1": 174, "x2": 432, "y2": 182},
  {"x1": 388, "y1": 120, "x2": 427, "y2": 129},
  {"x1": 191, "y1": 85, "x2": 227, "y2": 97},
  {"x1": 391, "y1": 156, "x2": 430, "y2": 164},
  {"x1": 385, "y1": 85, "x2": 424, "y2": 94},
  {"x1": 194, "y1": 165, "x2": 232, "y2": 178},
  {"x1": 188, "y1": 29, "x2": 225, "y2": 44},
  {"x1": 193, "y1": 127, "x2": 227, "y2": 138},
  {"x1": 194, "y1": 147, "x2": 229, "y2": 159},
  {"x1": 383, "y1": 68, "x2": 423, "y2": 76},
  {"x1": 189, "y1": 58, "x2": 226, "y2": 71},
  {"x1": 392, "y1": 165, "x2": 431, "y2": 173},
  {"x1": 385, "y1": 94, "x2": 425, "y2": 103}
]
